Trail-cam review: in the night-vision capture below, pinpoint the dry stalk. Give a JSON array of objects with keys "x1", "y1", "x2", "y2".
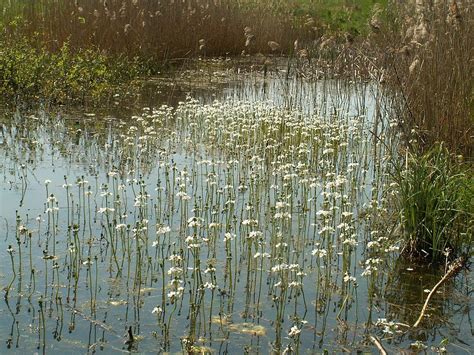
[
  {"x1": 413, "y1": 256, "x2": 466, "y2": 328},
  {"x1": 369, "y1": 335, "x2": 388, "y2": 355}
]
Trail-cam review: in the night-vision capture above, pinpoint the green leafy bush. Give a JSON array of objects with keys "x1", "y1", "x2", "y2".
[{"x1": 0, "y1": 33, "x2": 143, "y2": 104}]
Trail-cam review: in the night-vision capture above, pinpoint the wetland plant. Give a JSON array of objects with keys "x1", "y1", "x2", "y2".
[
  {"x1": 2, "y1": 0, "x2": 312, "y2": 58},
  {"x1": 394, "y1": 143, "x2": 473, "y2": 263},
  {"x1": 1, "y1": 88, "x2": 469, "y2": 353},
  {"x1": 371, "y1": 0, "x2": 473, "y2": 156}
]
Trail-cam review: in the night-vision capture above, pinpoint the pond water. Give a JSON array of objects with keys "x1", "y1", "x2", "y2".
[{"x1": 0, "y1": 66, "x2": 472, "y2": 354}]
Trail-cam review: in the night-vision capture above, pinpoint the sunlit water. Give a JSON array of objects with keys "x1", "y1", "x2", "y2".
[{"x1": 0, "y1": 71, "x2": 472, "y2": 354}]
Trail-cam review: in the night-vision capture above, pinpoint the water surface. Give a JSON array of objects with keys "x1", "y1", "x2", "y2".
[{"x1": 0, "y1": 69, "x2": 472, "y2": 354}]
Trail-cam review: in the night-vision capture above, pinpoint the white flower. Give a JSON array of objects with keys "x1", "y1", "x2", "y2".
[
  {"x1": 367, "y1": 241, "x2": 380, "y2": 249},
  {"x1": 169, "y1": 254, "x2": 182, "y2": 262},
  {"x1": 342, "y1": 237, "x2": 358, "y2": 247},
  {"x1": 176, "y1": 191, "x2": 190, "y2": 199},
  {"x1": 275, "y1": 201, "x2": 289, "y2": 209},
  {"x1": 288, "y1": 281, "x2": 302, "y2": 288},
  {"x1": 274, "y1": 212, "x2": 291, "y2": 219},
  {"x1": 156, "y1": 225, "x2": 171, "y2": 234},
  {"x1": 204, "y1": 266, "x2": 216, "y2": 274},
  {"x1": 167, "y1": 266, "x2": 183, "y2": 276},
  {"x1": 187, "y1": 217, "x2": 202, "y2": 228},
  {"x1": 311, "y1": 248, "x2": 327, "y2": 258},
  {"x1": 242, "y1": 219, "x2": 258, "y2": 226},
  {"x1": 316, "y1": 209, "x2": 331, "y2": 218},
  {"x1": 410, "y1": 341, "x2": 427, "y2": 350},
  {"x1": 319, "y1": 225, "x2": 335, "y2": 234},
  {"x1": 18, "y1": 225, "x2": 28, "y2": 233},
  {"x1": 288, "y1": 264, "x2": 300, "y2": 271},
  {"x1": 361, "y1": 265, "x2": 375, "y2": 277},
  {"x1": 98, "y1": 207, "x2": 115, "y2": 214},
  {"x1": 343, "y1": 273, "x2": 356, "y2": 283},
  {"x1": 152, "y1": 306, "x2": 162, "y2": 314},
  {"x1": 248, "y1": 231, "x2": 263, "y2": 239},
  {"x1": 224, "y1": 232, "x2": 236, "y2": 241},
  {"x1": 271, "y1": 263, "x2": 289, "y2": 272},
  {"x1": 203, "y1": 282, "x2": 217, "y2": 290},
  {"x1": 288, "y1": 325, "x2": 301, "y2": 337}
]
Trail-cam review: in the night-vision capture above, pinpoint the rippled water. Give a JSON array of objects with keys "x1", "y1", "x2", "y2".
[{"x1": 0, "y1": 69, "x2": 472, "y2": 354}]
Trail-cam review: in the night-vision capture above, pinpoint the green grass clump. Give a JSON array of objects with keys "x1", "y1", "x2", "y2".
[
  {"x1": 287, "y1": 0, "x2": 388, "y2": 35},
  {"x1": 394, "y1": 143, "x2": 473, "y2": 263}
]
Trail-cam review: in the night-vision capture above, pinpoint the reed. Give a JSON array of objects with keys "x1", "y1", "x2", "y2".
[
  {"x1": 344, "y1": 0, "x2": 474, "y2": 264},
  {"x1": 3, "y1": 0, "x2": 313, "y2": 59},
  {"x1": 370, "y1": 0, "x2": 473, "y2": 157}
]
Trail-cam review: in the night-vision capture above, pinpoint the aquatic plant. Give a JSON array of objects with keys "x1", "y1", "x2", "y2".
[{"x1": 0, "y1": 77, "x2": 470, "y2": 353}]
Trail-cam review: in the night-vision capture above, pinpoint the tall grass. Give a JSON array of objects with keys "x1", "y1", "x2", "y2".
[
  {"x1": 394, "y1": 143, "x2": 473, "y2": 263},
  {"x1": 2, "y1": 0, "x2": 315, "y2": 59}
]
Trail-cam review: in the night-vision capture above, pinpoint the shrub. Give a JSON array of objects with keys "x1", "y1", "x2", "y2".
[{"x1": 0, "y1": 33, "x2": 143, "y2": 103}]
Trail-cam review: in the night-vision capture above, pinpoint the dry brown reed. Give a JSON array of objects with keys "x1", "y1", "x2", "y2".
[
  {"x1": 9, "y1": 0, "x2": 315, "y2": 59},
  {"x1": 370, "y1": 0, "x2": 473, "y2": 158}
]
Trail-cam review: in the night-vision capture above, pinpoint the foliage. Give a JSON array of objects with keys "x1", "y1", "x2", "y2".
[
  {"x1": 0, "y1": 31, "x2": 144, "y2": 104},
  {"x1": 394, "y1": 143, "x2": 473, "y2": 263}
]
